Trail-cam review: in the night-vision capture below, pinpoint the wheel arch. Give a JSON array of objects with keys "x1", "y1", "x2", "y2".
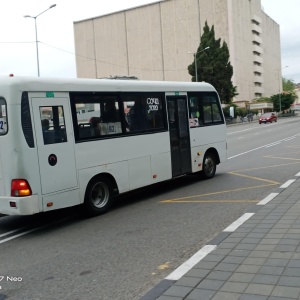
[
  {"x1": 204, "y1": 147, "x2": 220, "y2": 165},
  {"x1": 87, "y1": 172, "x2": 119, "y2": 197}
]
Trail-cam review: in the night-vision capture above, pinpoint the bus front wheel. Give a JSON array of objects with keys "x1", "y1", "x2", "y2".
[
  {"x1": 201, "y1": 153, "x2": 217, "y2": 179},
  {"x1": 84, "y1": 176, "x2": 113, "y2": 216}
]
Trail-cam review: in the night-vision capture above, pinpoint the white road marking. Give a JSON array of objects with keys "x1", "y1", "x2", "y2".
[
  {"x1": 0, "y1": 227, "x2": 27, "y2": 238},
  {"x1": 295, "y1": 172, "x2": 300, "y2": 176},
  {"x1": 165, "y1": 245, "x2": 216, "y2": 281},
  {"x1": 280, "y1": 179, "x2": 296, "y2": 189},
  {"x1": 257, "y1": 193, "x2": 279, "y2": 205},
  {"x1": 264, "y1": 141, "x2": 281, "y2": 148},
  {"x1": 0, "y1": 217, "x2": 71, "y2": 245},
  {"x1": 223, "y1": 213, "x2": 254, "y2": 232},
  {"x1": 228, "y1": 133, "x2": 300, "y2": 159},
  {"x1": 0, "y1": 227, "x2": 44, "y2": 244}
]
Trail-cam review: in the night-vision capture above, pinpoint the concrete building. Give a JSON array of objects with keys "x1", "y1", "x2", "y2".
[{"x1": 73, "y1": 0, "x2": 282, "y2": 103}]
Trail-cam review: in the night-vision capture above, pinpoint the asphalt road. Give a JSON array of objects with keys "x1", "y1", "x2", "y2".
[{"x1": 1, "y1": 116, "x2": 300, "y2": 300}]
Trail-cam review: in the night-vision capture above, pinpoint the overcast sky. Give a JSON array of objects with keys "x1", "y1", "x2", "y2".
[{"x1": 0, "y1": 0, "x2": 299, "y2": 83}]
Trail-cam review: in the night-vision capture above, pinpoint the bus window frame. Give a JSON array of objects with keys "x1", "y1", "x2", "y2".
[
  {"x1": 0, "y1": 97, "x2": 8, "y2": 136},
  {"x1": 188, "y1": 91, "x2": 224, "y2": 127},
  {"x1": 70, "y1": 91, "x2": 168, "y2": 143},
  {"x1": 121, "y1": 92, "x2": 167, "y2": 134}
]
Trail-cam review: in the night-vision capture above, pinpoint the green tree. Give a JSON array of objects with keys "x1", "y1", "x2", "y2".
[
  {"x1": 188, "y1": 22, "x2": 238, "y2": 104},
  {"x1": 270, "y1": 93, "x2": 296, "y2": 112},
  {"x1": 282, "y1": 77, "x2": 296, "y2": 92}
]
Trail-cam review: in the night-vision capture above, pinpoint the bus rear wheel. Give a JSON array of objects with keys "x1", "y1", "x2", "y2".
[
  {"x1": 201, "y1": 152, "x2": 217, "y2": 179},
  {"x1": 84, "y1": 176, "x2": 113, "y2": 216}
]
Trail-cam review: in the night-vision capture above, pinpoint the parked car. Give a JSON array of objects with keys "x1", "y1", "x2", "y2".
[{"x1": 259, "y1": 112, "x2": 277, "y2": 124}]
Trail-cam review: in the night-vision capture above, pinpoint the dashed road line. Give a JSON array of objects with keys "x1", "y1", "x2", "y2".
[
  {"x1": 257, "y1": 193, "x2": 279, "y2": 205},
  {"x1": 223, "y1": 213, "x2": 255, "y2": 232},
  {"x1": 280, "y1": 179, "x2": 296, "y2": 188}
]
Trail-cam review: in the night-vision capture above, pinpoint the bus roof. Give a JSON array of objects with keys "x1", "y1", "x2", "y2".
[{"x1": 0, "y1": 76, "x2": 217, "y2": 94}]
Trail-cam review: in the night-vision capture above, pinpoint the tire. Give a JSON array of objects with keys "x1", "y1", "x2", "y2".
[
  {"x1": 84, "y1": 176, "x2": 114, "y2": 216},
  {"x1": 200, "y1": 152, "x2": 217, "y2": 179}
]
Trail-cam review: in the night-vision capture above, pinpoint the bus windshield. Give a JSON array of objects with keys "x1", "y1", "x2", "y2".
[{"x1": 0, "y1": 97, "x2": 8, "y2": 135}]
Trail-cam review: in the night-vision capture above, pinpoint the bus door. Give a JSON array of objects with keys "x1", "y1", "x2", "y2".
[
  {"x1": 31, "y1": 97, "x2": 78, "y2": 195},
  {"x1": 166, "y1": 96, "x2": 192, "y2": 177}
]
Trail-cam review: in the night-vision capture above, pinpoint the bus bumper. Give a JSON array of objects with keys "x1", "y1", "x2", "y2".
[{"x1": 0, "y1": 195, "x2": 40, "y2": 216}]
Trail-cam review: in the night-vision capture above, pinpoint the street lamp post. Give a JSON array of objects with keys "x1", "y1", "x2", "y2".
[
  {"x1": 24, "y1": 4, "x2": 56, "y2": 77},
  {"x1": 188, "y1": 46, "x2": 210, "y2": 82},
  {"x1": 274, "y1": 65, "x2": 288, "y2": 113}
]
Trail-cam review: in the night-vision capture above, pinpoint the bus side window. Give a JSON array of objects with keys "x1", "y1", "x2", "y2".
[{"x1": 40, "y1": 106, "x2": 68, "y2": 145}]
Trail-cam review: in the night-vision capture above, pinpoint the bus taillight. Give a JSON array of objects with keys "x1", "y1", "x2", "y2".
[{"x1": 11, "y1": 179, "x2": 32, "y2": 197}]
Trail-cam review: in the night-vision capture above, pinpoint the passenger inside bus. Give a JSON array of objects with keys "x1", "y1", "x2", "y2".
[
  {"x1": 100, "y1": 102, "x2": 119, "y2": 123},
  {"x1": 41, "y1": 119, "x2": 50, "y2": 131},
  {"x1": 89, "y1": 116, "x2": 101, "y2": 136}
]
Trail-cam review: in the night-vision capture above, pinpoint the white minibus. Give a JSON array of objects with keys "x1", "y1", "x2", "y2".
[{"x1": 0, "y1": 76, "x2": 227, "y2": 216}]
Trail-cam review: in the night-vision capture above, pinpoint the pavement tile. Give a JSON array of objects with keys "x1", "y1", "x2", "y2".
[
  {"x1": 214, "y1": 262, "x2": 239, "y2": 272},
  {"x1": 259, "y1": 238, "x2": 280, "y2": 245},
  {"x1": 209, "y1": 248, "x2": 231, "y2": 256},
  {"x1": 185, "y1": 288, "x2": 216, "y2": 300},
  {"x1": 258, "y1": 266, "x2": 284, "y2": 276},
  {"x1": 229, "y1": 250, "x2": 251, "y2": 257},
  {"x1": 234, "y1": 228, "x2": 252, "y2": 233},
  {"x1": 206, "y1": 271, "x2": 232, "y2": 281},
  {"x1": 201, "y1": 255, "x2": 225, "y2": 262},
  {"x1": 222, "y1": 256, "x2": 245, "y2": 264},
  {"x1": 235, "y1": 264, "x2": 261, "y2": 274},
  {"x1": 255, "y1": 244, "x2": 276, "y2": 251},
  {"x1": 163, "y1": 285, "x2": 193, "y2": 298},
  {"x1": 217, "y1": 242, "x2": 238, "y2": 249},
  {"x1": 239, "y1": 295, "x2": 268, "y2": 300},
  {"x1": 184, "y1": 268, "x2": 211, "y2": 278},
  {"x1": 174, "y1": 276, "x2": 202, "y2": 288},
  {"x1": 241, "y1": 238, "x2": 261, "y2": 244},
  {"x1": 282, "y1": 267, "x2": 300, "y2": 276},
  {"x1": 248, "y1": 250, "x2": 270, "y2": 258},
  {"x1": 235, "y1": 243, "x2": 257, "y2": 250},
  {"x1": 229, "y1": 232, "x2": 248, "y2": 238},
  {"x1": 269, "y1": 252, "x2": 293, "y2": 259},
  {"x1": 251, "y1": 228, "x2": 270, "y2": 234},
  {"x1": 287, "y1": 229, "x2": 300, "y2": 234},
  {"x1": 264, "y1": 258, "x2": 289, "y2": 267},
  {"x1": 242, "y1": 257, "x2": 267, "y2": 266},
  {"x1": 196, "y1": 279, "x2": 225, "y2": 290},
  {"x1": 266, "y1": 231, "x2": 287, "y2": 236},
  {"x1": 244, "y1": 283, "x2": 275, "y2": 296},
  {"x1": 287, "y1": 259, "x2": 300, "y2": 268},
  {"x1": 293, "y1": 252, "x2": 300, "y2": 259},
  {"x1": 274, "y1": 244, "x2": 297, "y2": 252},
  {"x1": 271, "y1": 286, "x2": 300, "y2": 298},
  {"x1": 273, "y1": 224, "x2": 291, "y2": 229},
  {"x1": 252, "y1": 274, "x2": 280, "y2": 285},
  {"x1": 210, "y1": 291, "x2": 241, "y2": 300},
  {"x1": 278, "y1": 239, "x2": 299, "y2": 246},
  {"x1": 225, "y1": 238, "x2": 243, "y2": 243},
  {"x1": 228, "y1": 272, "x2": 255, "y2": 283},
  {"x1": 277, "y1": 276, "x2": 300, "y2": 287},
  {"x1": 220, "y1": 281, "x2": 248, "y2": 293},
  {"x1": 194, "y1": 261, "x2": 219, "y2": 270},
  {"x1": 246, "y1": 233, "x2": 265, "y2": 239},
  {"x1": 157, "y1": 296, "x2": 183, "y2": 300},
  {"x1": 269, "y1": 297, "x2": 297, "y2": 300}
]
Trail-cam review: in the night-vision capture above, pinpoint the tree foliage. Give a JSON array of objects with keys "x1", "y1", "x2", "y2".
[
  {"x1": 188, "y1": 22, "x2": 238, "y2": 104},
  {"x1": 270, "y1": 93, "x2": 297, "y2": 112},
  {"x1": 282, "y1": 77, "x2": 296, "y2": 92}
]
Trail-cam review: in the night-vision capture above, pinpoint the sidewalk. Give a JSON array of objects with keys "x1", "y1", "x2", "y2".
[{"x1": 141, "y1": 174, "x2": 300, "y2": 300}]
